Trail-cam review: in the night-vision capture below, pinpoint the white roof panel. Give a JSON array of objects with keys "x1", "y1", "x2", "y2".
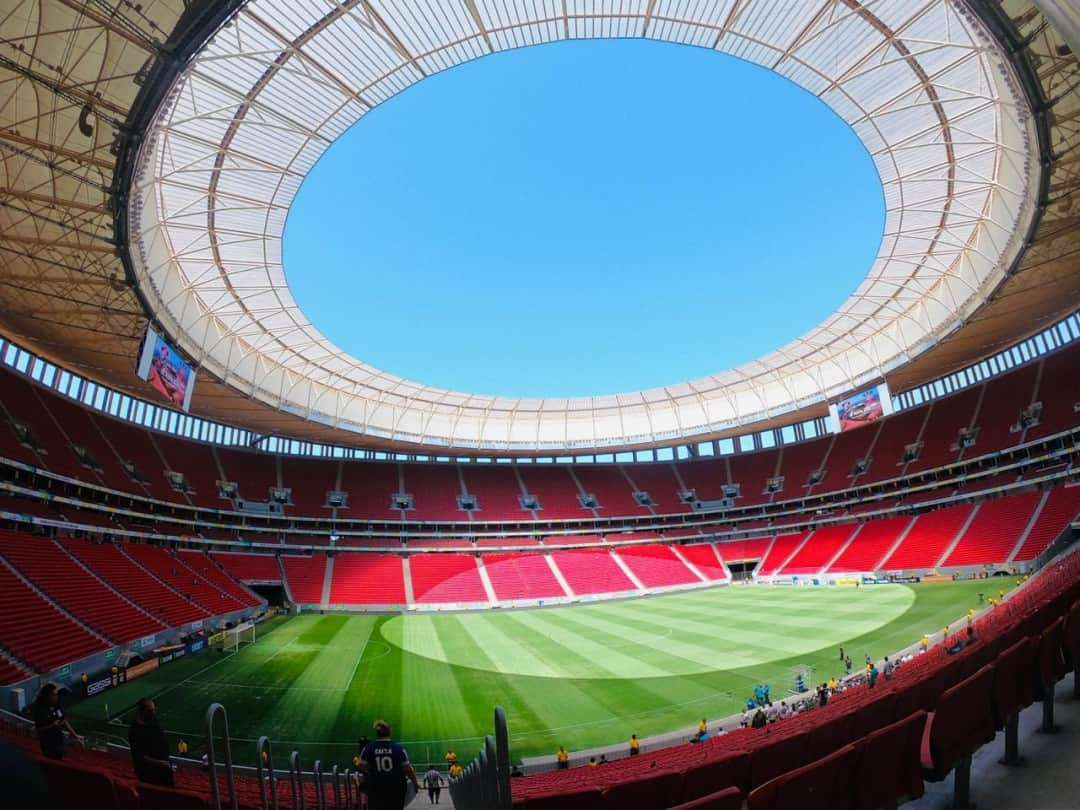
[{"x1": 129, "y1": 0, "x2": 1039, "y2": 452}]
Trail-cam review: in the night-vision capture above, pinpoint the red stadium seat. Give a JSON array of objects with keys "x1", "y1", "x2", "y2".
[
  {"x1": 921, "y1": 665, "x2": 997, "y2": 807},
  {"x1": 747, "y1": 743, "x2": 858, "y2": 810},
  {"x1": 992, "y1": 637, "x2": 1037, "y2": 727},
  {"x1": 35, "y1": 755, "x2": 123, "y2": 810},
  {"x1": 852, "y1": 711, "x2": 926, "y2": 810},
  {"x1": 666, "y1": 785, "x2": 743, "y2": 810},
  {"x1": 747, "y1": 729, "x2": 809, "y2": 789},
  {"x1": 1066, "y1": 600, "x2": 1080, "y2": 696},
  {"x1": 1035, "y1": 616, "x2": 1067, "y2": 696},
  {"x1": 137, "y1": 782, "x2": 211, "y2": 810},
  {"x1": 805, "y1": 707, "x2": 856, "y2": 760},
  {"x1": 850, "y1": 689, "x2": 897, "y2": 739},
  {"x1": 601, "y1": 769, "x2": 683, "y2": 810},
  {"x1": 679, "y1": 750, "x2": 750, "y2": 800},
  {"x1": 517, "y1": 786, "x2": 602, "y2": 810}
]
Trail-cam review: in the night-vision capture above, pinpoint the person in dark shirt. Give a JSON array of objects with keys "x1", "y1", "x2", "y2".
[
  {"x1": 33, "y1": 684, "x2": 82, "y2": 760},
  {"x1": 360, "y1": 720, "x2": 419, "y2": 810},
  {"x1": 128, "y1": 697, "x2": 173, "y2": 786}
]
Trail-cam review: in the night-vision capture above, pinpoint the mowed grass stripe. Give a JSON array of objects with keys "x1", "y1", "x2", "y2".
[
  {"x1": 535, "y1": 607, "x2": 732, "y2": 674},
  {"x1": 501, "y1": 610, "x2": 674, "y2": 679},
  {"x1": 399, "y1": 617, "x2": 480, "y2": 747}
]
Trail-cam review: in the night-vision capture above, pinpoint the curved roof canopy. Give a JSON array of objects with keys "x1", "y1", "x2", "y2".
[{"x1": 130, "y1": 0, "x2": 1040, "y2": 452}]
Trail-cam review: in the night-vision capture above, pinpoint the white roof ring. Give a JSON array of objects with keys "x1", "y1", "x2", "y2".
[{"x1": 130, "y1": 0, "x2": 1040, "y2": 453}]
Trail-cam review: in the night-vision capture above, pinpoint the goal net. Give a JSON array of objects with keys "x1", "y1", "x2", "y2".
[{"x1": 222, "y1": 622, "x2": 255, "y2": 653}]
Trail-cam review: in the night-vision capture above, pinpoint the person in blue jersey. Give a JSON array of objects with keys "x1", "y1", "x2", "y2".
[{"x1": 360, "y1": 720, "x2": 419, "y2": 810}]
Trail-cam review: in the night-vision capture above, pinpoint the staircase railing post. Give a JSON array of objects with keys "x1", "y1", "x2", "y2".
[
  {"x1": 495, "y1": 706, "x2": 511, "y2": 810},
  {"x1": 290, "y1": 751, "x2": 306, "y2": 810},
  {"x1": 256, "y1": 735, "x2": 278, "y2": 810},
  {"x1": 313, "y1": 759, "x2": 325, "y2": 810},
  {"x1": 204, "y1": 703, "x2": 238, "y2": 810}
]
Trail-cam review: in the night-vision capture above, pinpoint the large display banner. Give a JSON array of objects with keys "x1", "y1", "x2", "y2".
[
  {"x1": 135, "y1": 326, "x2": 196, "y2": 411},
  {"x1": 828, "y1": 383, "x2": 893, "y2": 433}
]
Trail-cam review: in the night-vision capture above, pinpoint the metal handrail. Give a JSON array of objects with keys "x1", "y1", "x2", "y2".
[
  {"x1": 289, "y1": 751, "x2": 306, "y2": 810},
  {"x1": 449, "y1": 706, "x2": 511, "y2": 810},
  {"x1": 204, "y1": 703, "x2": 238, "y2": 810},
  {"x1": 256, "y1": 735, "x2": 278, "y2": 810},
  {"x1": 313, "y1": 759, "x2": 325, "y2": 810}
]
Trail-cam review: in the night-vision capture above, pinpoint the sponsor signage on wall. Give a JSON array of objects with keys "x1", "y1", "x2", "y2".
[
  {"x1": 187, "y1": 639, "x2": 206, "y2": 654},
  {"x1": 86, "y1": 677, "x2": 112, "y2": 697},
  {"x1": 139, "y1": 635, "x2": 157, "y2": 649}
]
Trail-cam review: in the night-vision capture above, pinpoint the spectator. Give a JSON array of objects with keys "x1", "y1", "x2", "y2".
[
  {"x1": 629, "y1": 734, "x2": 640, "y2": 756},
  {"x1": 598, "y1": 754, "x2": 608, "y2": 765},
  {"x1": 817, "y1": 683, "x2": 829, "y2": 707},
  {"x1": 883, "y1": 656, "x2": 895, "y2": 681},
  {"x1": 33, "y1": 684, "x2": 82, "y2": 760},
  {"x1": 828, "y1": 676, "x2": 838, "y2": 691},
  {"x1": 588, "y1": 756, "x2": 598, "y2": 768},
  {"x1": 869, "y1": 663, "x2": 880, "y2": 688},
  {"x1": 751, "y1": 708, "x2": 767, "y2": 729},
  {"x1": 740, "y1": 709, "x2": 753, "y2": 728},
  {"x1": 920, "y1": 634, "x2": 929, "y2": 652},
  {"x1": 448, "y1": 762, "x2": 463, "y2": 779},
  {"x1": 445, "y1": 749, "x2": 457, "y2": 768},
  {"x1": 423, "y1": 766, "x2": 442, "y2": 805},
  {"x1": 128, "y1": 697, "x2": 173, "y2": 786},
  {"x1": 698, "y1": 718, "x2": 707, "y2": 735},
  {"x1": 511, "y1": 763, "x2": 524, "y2": 778},
  {"x1": 360, "y1": 720, "x2": 419, "y2": 810},
  {"x1": 556, "y1": 746, "x2": 569, "y2": 769},
  {"x1": 765, "y1": 704, "x2": 778, "y2": 724},
  {"x1": 778, "y1": 702, "x2": 790, "y2": 720}
]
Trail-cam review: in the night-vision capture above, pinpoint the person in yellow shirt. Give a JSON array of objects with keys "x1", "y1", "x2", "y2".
[
  {"x1": 449, "y1": 762, "x2": 463, "y2": 779},
  {"x1": 828, "y1": 677, "x2": 838, "y2": 691},
  {"x1": 352, "y1": 752, "x2": 362, "y2": 768},
  {"x1": 698, "y1": 718, "x2": 707, "y2": 735},
  {"x1": 629, "y1": 734, "x2": 640, "y2": 756},
  {"x1": 920, "y1": 634, "x2": 929, "y2": 652},
  {"x1": 943, "y1": 624, "x2": 949, "y2": 637},
  {"x1": 177, "y1": 739, "x2": 189, "y2": 755},
  {"x1": 588, "y1": 757, "x2": 598, "y2": 768},
  {"x1": 556, "y1": 746, "x2": 569, "y2": 770},
  {"x1": 445, "y1": 749, "x2": 457, "y2": 767}
]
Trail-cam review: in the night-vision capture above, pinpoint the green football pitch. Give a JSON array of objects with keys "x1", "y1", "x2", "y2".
[{"x1": 69, "y1": 580, "x2": 1004, "y2": 768}]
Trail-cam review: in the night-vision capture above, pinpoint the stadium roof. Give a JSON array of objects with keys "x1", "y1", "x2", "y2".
[{"x1": 1, "y1": 0, "x2": 1079, "y2": 454}]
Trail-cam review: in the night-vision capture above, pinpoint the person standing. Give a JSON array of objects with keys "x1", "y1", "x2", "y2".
[
  {"x1": 423, "y1": 766, "x2": 442, "y2": 805},
  {"x1": 33, "y1": 684, "x2": 82, "y2": 760},
  {"x1": 629, "y1": 734, "x2": 640, "y2": 756},
  {"x1": 556, "y1": 746, "x2": 569, "y2": 769},
  {"x1": 360, "y1": 720, "x2": 419, "y2": 810},
  {"x1": 128, "y1": 697, "x2": 173, "y2": 786}
]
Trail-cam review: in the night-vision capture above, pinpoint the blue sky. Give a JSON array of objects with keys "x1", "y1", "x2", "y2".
[{"x1": 284, "y1": 39, "x2": 884, "y2": 399}]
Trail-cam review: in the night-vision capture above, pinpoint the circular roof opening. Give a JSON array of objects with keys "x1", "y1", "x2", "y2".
[
  {"x1": 284, "y1": 40, "x2": 885, "y2": 399},
  {"x1": 131, "y1": 0, "x2": 1038, "y2": 451}
]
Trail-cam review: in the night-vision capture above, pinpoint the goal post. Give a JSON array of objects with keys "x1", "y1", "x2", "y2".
[{"x1": 222, "y1": 621, "x2": 255, "y2": 653}]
